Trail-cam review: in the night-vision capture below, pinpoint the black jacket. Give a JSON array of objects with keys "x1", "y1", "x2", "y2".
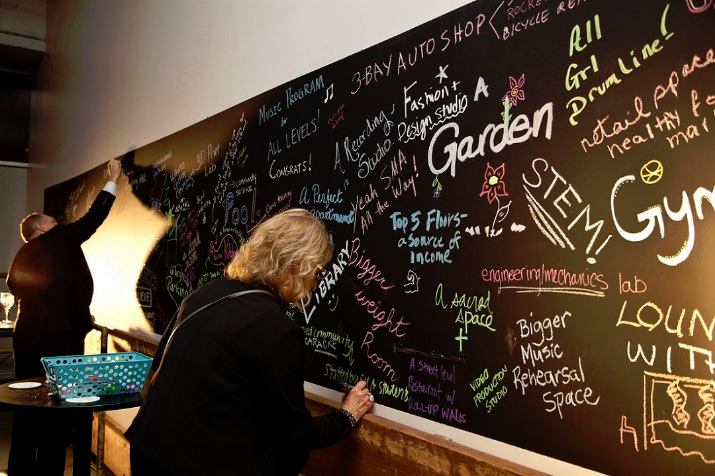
[
  {"x1": 125, "y1": 277, "x2": 352, "y2": 475},
  {"x1": 7, "y1": 190, "x2": 115, "y2": 356}
]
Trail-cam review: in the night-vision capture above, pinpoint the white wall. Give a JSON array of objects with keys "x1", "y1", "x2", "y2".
[
  {"x1": 27, "y1": 0, "x2": 478, "y2": 210},
  {"x1": 25, "y1": 2, "x2": 604, "y2": 474},
  {"x1": 26, "y1": 0, "x2": 481, "y2": 332},
  {"x1": 24, "y1": 0, "x2": 488, "y2": 343}
]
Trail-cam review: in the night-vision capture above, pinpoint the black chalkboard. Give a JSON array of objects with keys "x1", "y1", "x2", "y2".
[{"x1": 44, "y1": 1, "x2": 715, "y2": 474}]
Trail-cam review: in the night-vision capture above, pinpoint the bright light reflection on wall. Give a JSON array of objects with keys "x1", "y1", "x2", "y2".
[{"x1": 82, "y1": 186, "x2": 169, "y2": 336}]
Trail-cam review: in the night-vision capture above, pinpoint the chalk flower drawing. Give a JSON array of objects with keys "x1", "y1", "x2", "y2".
[
  {"x1": 479, "y1": 162, "x2": 512, "y2": 237},
  {"x1": 479, "y1": 163, "x2": 508, "y2": 204},
  {"x1": 503, "y1": 73, "x2": 526, "y2": 106}
]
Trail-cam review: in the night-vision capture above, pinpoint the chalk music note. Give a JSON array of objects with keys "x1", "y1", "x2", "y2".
[{"x1": 324, "y1": 84, "x2": 334, "y2": 103}]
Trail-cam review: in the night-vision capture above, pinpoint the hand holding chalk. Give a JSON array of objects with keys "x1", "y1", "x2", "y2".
[{"x1": 340, "y1": 380, "x2": 374, "y2": 423}]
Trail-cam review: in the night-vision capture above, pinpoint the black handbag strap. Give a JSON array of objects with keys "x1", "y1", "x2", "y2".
[
  {"x1": 150, "y1": 288, "x2": 273, "y2": 384},
  {"x1": 166, "y1": 288, "x2": 273, "y2": 348}
]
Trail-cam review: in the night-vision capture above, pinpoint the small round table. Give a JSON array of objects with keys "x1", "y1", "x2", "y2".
[{"x1": 0, "y1": 377, "x2": 143, "y2": 476}]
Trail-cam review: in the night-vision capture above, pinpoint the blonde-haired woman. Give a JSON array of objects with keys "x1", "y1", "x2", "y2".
[
  {"x1": 226, "y1": 207, "x2": 332, "y2": 307},
  {"x1": 126, "y1": 208, "x2": 373, "y2": 475}
]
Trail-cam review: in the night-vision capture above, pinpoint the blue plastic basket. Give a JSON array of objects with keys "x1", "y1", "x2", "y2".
[{"x1": 41, "y1": 352, "x2": 153, "y2": 400}]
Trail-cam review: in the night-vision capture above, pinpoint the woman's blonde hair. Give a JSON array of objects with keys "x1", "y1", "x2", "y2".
[{"x1": 226, "y1": 208, "x2": 333, "y2": 306}]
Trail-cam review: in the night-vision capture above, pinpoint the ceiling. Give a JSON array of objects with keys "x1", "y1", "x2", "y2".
[
  {"x1": 0, "y1": 1, "x2": 47, "y2": 163},
  {"x1": 0, "y1": 0, "x2": 47, "y2": 82},
  {"x1": 0, "y1": 41, "x2": 45, "y2": 80},
  {"x1": 0, "y1": 40, "x2": 43, "y2": 164}
]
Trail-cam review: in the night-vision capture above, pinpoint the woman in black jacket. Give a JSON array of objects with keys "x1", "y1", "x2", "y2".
[{"x1": 126, "y1": 208, "x2": 373, "y2": 475}]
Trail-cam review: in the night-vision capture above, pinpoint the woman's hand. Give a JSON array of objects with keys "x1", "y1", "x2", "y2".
[{"x1": 341, "y1": 380, "x2": 374, "y2": 422}]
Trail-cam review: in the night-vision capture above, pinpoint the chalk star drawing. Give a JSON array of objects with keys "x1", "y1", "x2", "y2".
[{"x1": 436, "y1": 65, "x2": 449, "y2": 83}]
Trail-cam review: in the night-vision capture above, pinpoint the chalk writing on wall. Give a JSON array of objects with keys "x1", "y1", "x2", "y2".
[{"x1": 45, "y1": 1, "x2": 715, "y2": 474}]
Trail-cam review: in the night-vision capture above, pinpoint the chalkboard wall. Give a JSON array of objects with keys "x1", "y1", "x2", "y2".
[{"x1": 45, "y1": 1, "x2": 715, "y2": 474}]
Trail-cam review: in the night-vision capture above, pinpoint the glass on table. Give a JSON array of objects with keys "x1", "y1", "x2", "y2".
[{"x1": 0, "y1": 292, "x2": 14, "y2": 326}]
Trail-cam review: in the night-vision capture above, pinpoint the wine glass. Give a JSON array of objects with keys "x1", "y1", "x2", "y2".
[{"x1": 0, "y1": 292, "x2": 14, "y2": 326}]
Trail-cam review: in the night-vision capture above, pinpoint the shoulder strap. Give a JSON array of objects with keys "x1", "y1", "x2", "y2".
[
  {"x1": 167, "y1": 288, "x2": 273, "y2": 348},
  {"x1": 150, "y1": 288, "x2": 273, "y2": 384}
]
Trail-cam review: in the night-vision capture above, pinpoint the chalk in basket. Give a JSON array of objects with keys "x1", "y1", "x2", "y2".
[{"x1": 41, "y1": 352, "x2": 152, "y2": 401}]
